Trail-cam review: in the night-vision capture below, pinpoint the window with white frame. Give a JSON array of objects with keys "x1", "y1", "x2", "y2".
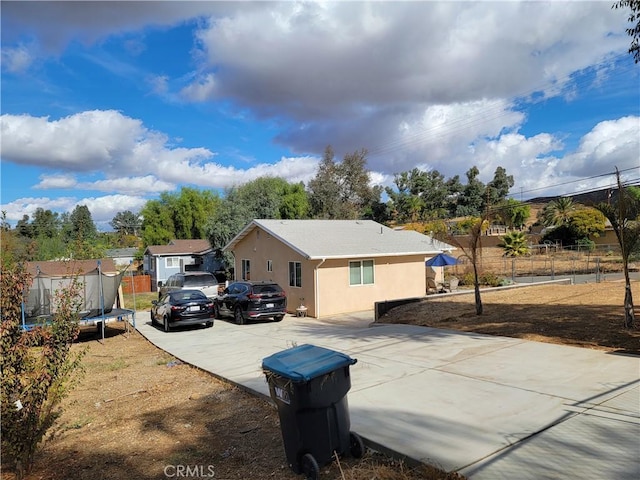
[
  {"x1": 289, "y1": 261, "x2": 302, "y2": 287},
  {"x1": 241, "y1": 259, "x2": 250, "y2": 280},
  {"x1": 165, "y1": 257, "x2": 180, "y2": 268},
  {"x1": 349, "y1": 260, "x2": 374, "y2": 286},
  {"x1": 267, "y1": 260, "x2": 273, "y2": 272}
]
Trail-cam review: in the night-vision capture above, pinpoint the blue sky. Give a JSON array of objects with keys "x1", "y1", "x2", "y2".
[{"x1": 1, "y1": 1, "x2": 639, "y2": 230}]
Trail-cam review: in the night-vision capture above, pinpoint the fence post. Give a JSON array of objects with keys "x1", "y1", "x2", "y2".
[{"x1": 595, "y1": 257, "x2": 601, "y2": 283}]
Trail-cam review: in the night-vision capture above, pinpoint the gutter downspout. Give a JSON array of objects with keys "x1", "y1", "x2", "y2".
[{"x1": 314, "y1": 258, "x2": 326, "y2": 318}]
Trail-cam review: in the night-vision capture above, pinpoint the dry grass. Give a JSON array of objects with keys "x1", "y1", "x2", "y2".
[{"x1": 379, "y1": 281, "x2": 640, "y2": 355}]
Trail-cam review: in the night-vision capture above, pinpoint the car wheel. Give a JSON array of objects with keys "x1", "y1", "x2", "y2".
[
  {"x1": 234, "y1": 306, "x2": 245, "y2": 325},
  {"x1": 301, "y1": 453, "x2": 319, "y2": 480},
  {"x1": 273, "y1": 315, "x2": 284, "y2": 322},
  {"x1": 164, "y1": 315, "x2": 170, "y2": 332},
  {"x1": 150, "y1": 311, "x2": 157, "y2": 326}
]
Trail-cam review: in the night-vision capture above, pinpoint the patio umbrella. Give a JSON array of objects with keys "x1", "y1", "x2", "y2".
[{"x1": 425, "y1": 253, "x2": 458, "y2": 267}]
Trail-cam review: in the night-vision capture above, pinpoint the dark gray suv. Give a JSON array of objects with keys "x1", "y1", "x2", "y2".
[{"x1": 213, "y1": 281, "x2": 287, "y2": 324}]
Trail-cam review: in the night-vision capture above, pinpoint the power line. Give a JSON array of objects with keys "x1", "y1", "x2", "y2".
[{"x1": 513, "y1": 166, "x2": 639, "y2": 198}]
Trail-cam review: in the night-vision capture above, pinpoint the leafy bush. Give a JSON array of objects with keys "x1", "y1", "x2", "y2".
[
  {"x1": 1, "y1": 262, "x2": 86, "y2": 479},
  {"x1": 459, "y1": 271, "x2": 504, "y2": 287}
]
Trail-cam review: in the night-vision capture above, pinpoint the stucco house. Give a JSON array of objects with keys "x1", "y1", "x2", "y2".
[
  {"x1": 143, "y1": 239, "x2": 223, "y2": 292},
  {"x1": 224, "y1": 219, "x2": 455, "y2": 318}
]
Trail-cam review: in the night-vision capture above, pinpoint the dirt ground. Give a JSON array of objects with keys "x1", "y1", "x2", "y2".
[
  {"x1": 379, "y1": 280, "x2": 640, "y2": 355},
  {"x1": 2, "y1": 323, "x2": 461, "y2": 480}
]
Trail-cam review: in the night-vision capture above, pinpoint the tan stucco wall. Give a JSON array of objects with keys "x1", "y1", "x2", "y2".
[
  {"x1": 232, "y1": 226, "x2": 427, "y2": 318},
  {"x1": 316, "y1": 256, "x2": 426, "y2": 317},
  {"x1": 232, "y1": 227, "x2": 317, "y2": 315}
]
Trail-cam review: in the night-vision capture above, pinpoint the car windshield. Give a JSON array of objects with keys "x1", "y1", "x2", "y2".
[
  {"x1": 184, "y1": 275, "x2": 217, "y2": 287},
  {"x1": 252, "y1": 284, "x2": 282, "y2": 294},
  {"x1": 171, "y1": 291, "x2": 207, "y2": 302}
]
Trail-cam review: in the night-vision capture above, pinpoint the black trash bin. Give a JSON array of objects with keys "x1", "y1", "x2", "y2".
[{"x1": 262, "y1": 344, "x2": 364, "y2": 480}]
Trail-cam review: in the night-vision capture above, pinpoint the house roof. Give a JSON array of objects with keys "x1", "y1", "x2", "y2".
[
  {"x1": 224, "y1": 219, "x2": 455, "y2": 260},
  {"x1": 25, "y1": 258, "x2": 118, "y2": 277},
  {"x1": 145, "y1": 239, "x2": 212, "y2": 256}
]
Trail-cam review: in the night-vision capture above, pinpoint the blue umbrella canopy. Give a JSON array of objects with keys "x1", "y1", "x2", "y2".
[{"x1": 425, "y1": 253, "x2": 458, "y2": 267}]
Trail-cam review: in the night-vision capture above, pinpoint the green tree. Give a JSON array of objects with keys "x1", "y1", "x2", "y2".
[
  {"x1": 308, "y1": 146, "x2": 380, "y2": 219},
  {"x1": 68, "y1": 205, "x2": 97, "y2": 242},
  {"x1": 15, "y1": 215, "x2": 33, "y2": 238},
  {"x1": 31, "y1": 208, "x2": 60, "y2": 239},
  {"x1": 595, "y1": 171, "x2": 640, "y2": 328},
  {"x1": 568, "y1": 208, "x2": 606, "y2": 239},
  {"x1": 614, "y1": 0, "x2": 640, "y2": 63},
  {"x1": 231, "y1": 177, "x2": 308, "y2": 220},
  {"x1": 541, "y1": 197, "x2": 577, "y2": 227},
  {"x1": 140, "y1": 188, "x2": 220, "y2": 247},
  {"x1": 486, "y1": 166, "x2": 514, "y2": 207},
  {"x1": 279, "y1": 182, "x2": 310, "y2": 219},
  {"x1": 140, "y1": 199, "x2": 175, "y2": 246},
  {"x1": 456, "y1": 167, "x2": 486, "y2": 217},
  {"x1": 110, "y1": 210, "x2": 142, "y2": 236},
  {"x1": 385, "y1": 168, "x2": 449, "y2": 222},
  {"x1": 496, "y1": 199, "x2": 531, "y2": 229},
  {"x1": 498, "y1": 231, "x2": 530, "y2": 257},
  {"x1": 206, "y1": 199, "x2": 252, "y2": 272}
]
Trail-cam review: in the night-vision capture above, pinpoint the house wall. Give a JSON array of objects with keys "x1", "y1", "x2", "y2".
[
  {"x1": 316, "y1": 255, "x2": 426, "y2": 317},
  {"x1": 146, "y1": 254, "x2": 198, "y2": 291},
  {"x1": 232, "y1": 227, "x2": 316, "y2": 315},
  {"x1": 232, "y1": 227, "x2": 427, "y2": 318}
]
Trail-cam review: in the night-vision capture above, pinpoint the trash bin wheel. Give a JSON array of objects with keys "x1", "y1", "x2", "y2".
[
  {"x1": 301, "y1": 453, "x2": 319, "y2": 480},
  {"x1": 349, "y1": 431, "x2": 365, "y2": 458}
]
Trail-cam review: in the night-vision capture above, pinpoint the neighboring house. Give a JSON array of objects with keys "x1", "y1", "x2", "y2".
[
  {"x1": 105, "y1": 248, "x2": 138, "y2": 269},
  {"x1": 224, "y1": 219, "x2": 455, "y2": 318},
  {"x1": 143, "y1": 239, "x2": 223, "y2": 292}
]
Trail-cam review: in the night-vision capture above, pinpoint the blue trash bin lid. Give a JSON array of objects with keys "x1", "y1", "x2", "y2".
[{"x1": 262, "y1": 344, "x2": 357, "y2": 382}]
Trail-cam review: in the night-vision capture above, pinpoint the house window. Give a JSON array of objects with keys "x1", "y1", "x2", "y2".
[
  {"x1": 349, "y1": 260, "x2": 374, "y2": 286},
  {"x1": 267, "y1": 260, "x2": 273, "y2": 272},
  {"x1": 241, "y1": 259, "x2": 250, "y2": 280},
  {"x1": 289, "y1": 261, "x2": 302, "y2": 288},
  {"x1": 166, "y1": 257, "x2": 180, "y2": 268}
]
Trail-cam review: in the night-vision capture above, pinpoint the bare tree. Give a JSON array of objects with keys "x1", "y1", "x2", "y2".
[{"x1": 447, "y1": 217, "x2": 488, "y2": 315}]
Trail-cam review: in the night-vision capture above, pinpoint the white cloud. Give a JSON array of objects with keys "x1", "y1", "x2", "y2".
[
  {"x1": 1, "y1": 194, "x2": 148, "y2": 229},
  {"x1": 0, "y1": 110, "x2": 323, "y2": 192},
  {"x1": 563, "y1": 116, "x2": 640, "y2": 177},
  {"x1": 1, "y1": 44, "x2": 33, "y2": 73}
]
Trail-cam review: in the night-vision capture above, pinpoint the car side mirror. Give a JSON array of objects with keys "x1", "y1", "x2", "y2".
[{"x1": 152, "y1": 300, "x2": 158, "y2": 305}]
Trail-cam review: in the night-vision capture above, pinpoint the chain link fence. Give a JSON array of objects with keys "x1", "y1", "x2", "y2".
[{"x1": 451, "y1": 244, "x2": 630, "y2": 284}]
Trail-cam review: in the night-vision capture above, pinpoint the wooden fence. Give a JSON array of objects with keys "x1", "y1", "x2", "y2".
[{"x1": 121, "y1": 275, "x2": 151, "y2": 294}]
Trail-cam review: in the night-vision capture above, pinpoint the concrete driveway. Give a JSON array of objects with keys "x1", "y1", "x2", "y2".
[{"x1": 135, "y1": 311, "x2": 640, "y2": 479}]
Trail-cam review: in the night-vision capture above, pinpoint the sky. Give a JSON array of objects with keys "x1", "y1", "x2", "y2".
[{"x1": 1, "y1": 1, "x2": 639, "y2": 231}]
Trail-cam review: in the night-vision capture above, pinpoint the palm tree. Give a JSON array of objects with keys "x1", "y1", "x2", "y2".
[
  {"x1": 498, "y1": 231, "x2": 530, "y2": 257},
  {"x1": 542, "y1": 197, "x2": 576, "y2": 226},
  {"x1": 594, "y1": 172, "x2": 639, "y2": 329}
]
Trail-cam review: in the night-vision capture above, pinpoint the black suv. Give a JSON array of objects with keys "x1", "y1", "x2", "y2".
[{"x1": 214, "y1": 281, "x2": 287, "y2": 324}]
